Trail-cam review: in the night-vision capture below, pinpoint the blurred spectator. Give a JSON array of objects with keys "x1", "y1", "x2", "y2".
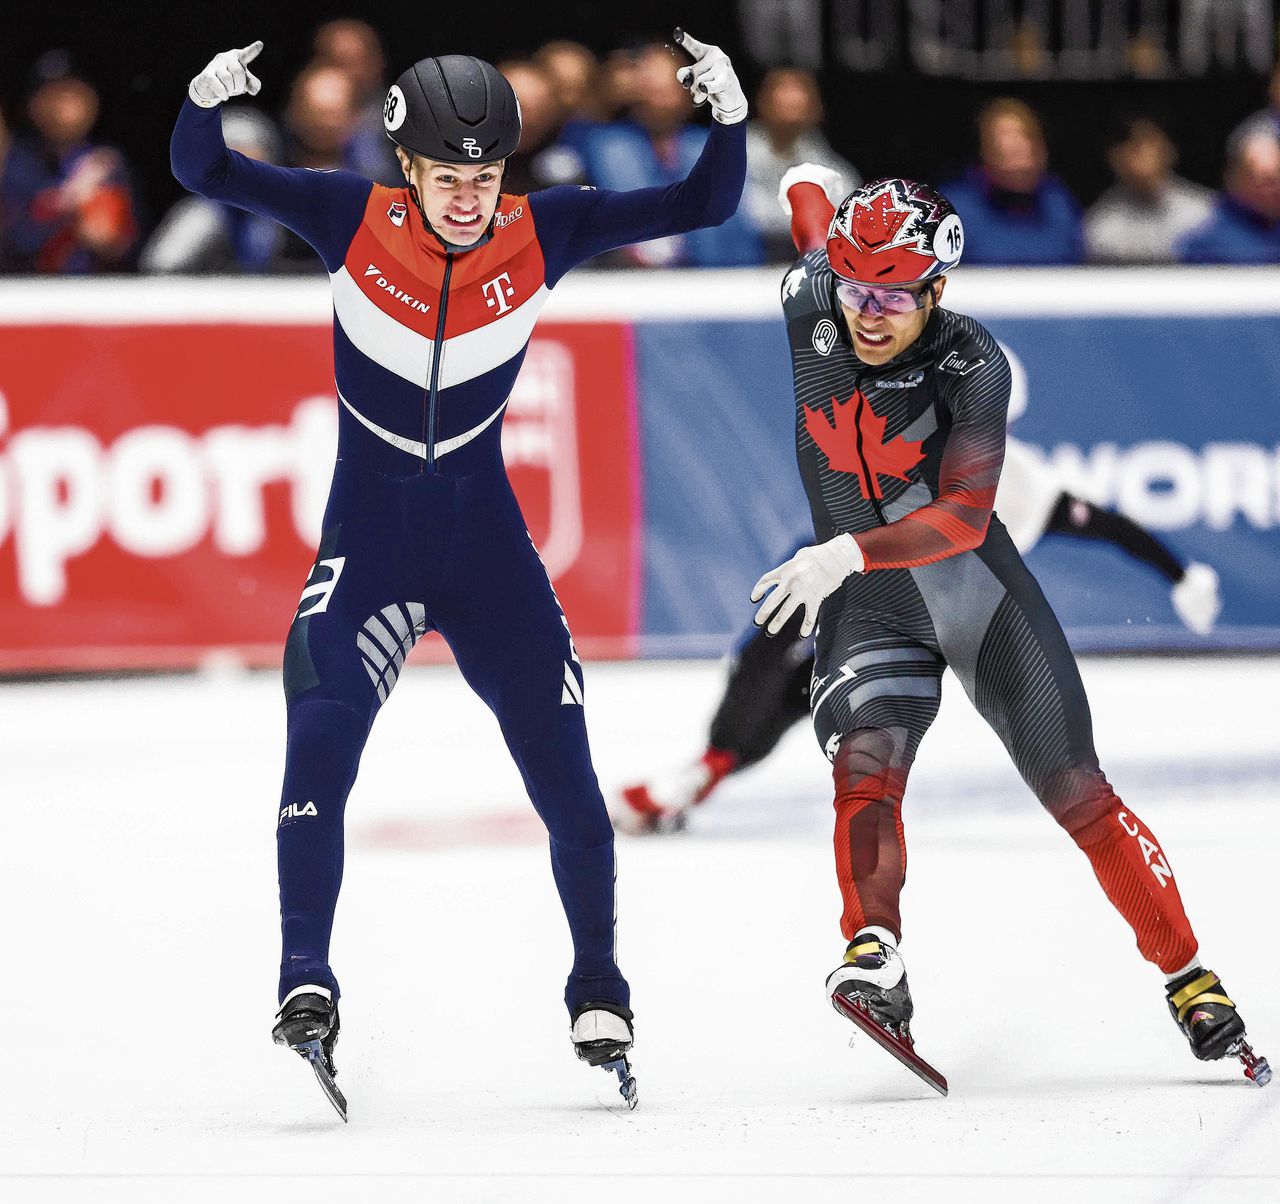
[
  {"x1": 141, "y1": 107, "x2": 288, "y2": 273},
  {"x1": 1084, "y1": 118, "x2": 1213, "y2": 264},
  {"x1": 496, "y1": 61, "x2": 585, "y2": 194},
  {"x1": 942, "y1": 98, "x2": 1082, "y2": 265},
  {"x1": 1229, "y1": 60, "x2": 1280, "y2": 150},
  {"x1": 535, "y1": 41, "x2": 609, "y2": 123},
  {"x1": 601, "y1": 48, "x2": 642, "y2": 119},
  {"x1": 1, "y1": 65, "x2": 139, "y2": 273},
  {"x1": 573, "y1": 43, "x2": 762, "y2": 266},
  {"x1": 745, "y1": 68, "x2": 859, "y2": 262},
  {"x1": 312, "y1": 18, "x2": 400, "y2": 184},
  {"x1": 1178, "y1": 131, "x2": 1280, "y2": 264},
  {"x1": 534, "y1": 41, "x2": 612, "y2": 174},
  {"x1": 284, "y1": 63, "x2": 359, "y2": 172}
]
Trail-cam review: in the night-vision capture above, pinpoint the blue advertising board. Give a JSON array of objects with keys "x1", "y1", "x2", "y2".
[{"x1": 632, "y1": 304, "x2": 1280, "y2": 655}]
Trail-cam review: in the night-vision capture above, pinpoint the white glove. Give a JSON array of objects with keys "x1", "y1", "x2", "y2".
[
  {"x1": 673, "y1": 28, "x2": 747, "y2": 125},
  {"x1": 751, "y1": 534, "x2": 865, "y2": 637},
  {"x1": 778, "y1": 163, "x2": 846, "y2": 216},
  {"x1": 189, "y1": 41, "x2": 264, "y2": 108}
]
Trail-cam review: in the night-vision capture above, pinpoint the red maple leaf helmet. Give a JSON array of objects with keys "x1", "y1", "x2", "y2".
[{"x1": 826, "y1": 178, "x2": 964, "y2": 286}]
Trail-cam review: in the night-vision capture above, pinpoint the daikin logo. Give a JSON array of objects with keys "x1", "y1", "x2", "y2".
[{"x1": 363, "y1": 264, "x2": 430, "y2": 313}]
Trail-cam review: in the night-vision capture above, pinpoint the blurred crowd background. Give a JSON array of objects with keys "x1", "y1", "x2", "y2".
[{"x1": 1, "y1": 0, "x2": 1279, "y2": 274}]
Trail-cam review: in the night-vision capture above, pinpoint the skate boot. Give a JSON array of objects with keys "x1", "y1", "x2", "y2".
[
  {"x1": 273, "y1": 985, "x2": 348, "y2": 1120},
  {"x1": 826, "y1": 930, "x2": 947, "y2": 1096},
  {"x1": 571, "y1": 1001, "x2": 637, "y2": 1108},
  {"x1": 1166, "y1": 968, "x2": 1271, "y2": 1085},
  {"x1": 612, "y1": 748, "x2": 737, "y2": 834},
  {"x1": 826, "y1": 930, "x2": 914, "y2": 1033}
]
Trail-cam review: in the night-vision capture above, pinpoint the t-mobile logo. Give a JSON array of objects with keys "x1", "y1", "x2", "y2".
[{"x1": 482, "y1": 272, "x2": 516, "y2": 316}]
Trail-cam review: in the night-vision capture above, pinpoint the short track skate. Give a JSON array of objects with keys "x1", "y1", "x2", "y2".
[
  {"x1": 273, "y1": 988, "x2": 349, "y2": 1122},
  {"x1": 827, "y1": 934, "x2": 948, "y2": 1097},
  {"x1": 571, "y1": 1002, "x2": 638, "y2": 1109},
  {"x1": 1167, "y1": 969, "x2": 1271, "y2": 1087},
  {"x1": 832, "y1": 993, "x2": 948, "y2": 1096}
]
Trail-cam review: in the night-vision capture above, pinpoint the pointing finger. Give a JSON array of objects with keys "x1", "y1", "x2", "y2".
[
  {"x1": 236, "y1": 40, "x2": 264, "y2": 65},
  {"x1": 674, "y1": 28, "x2": 712, "y2": 59}
]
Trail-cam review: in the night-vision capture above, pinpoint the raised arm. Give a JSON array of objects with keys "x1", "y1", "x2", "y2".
[
  {"x1": 171, "y1": 42, "x2": 370, "y2": 273},
  {"x1": 778, "y1": 163, "x2": 844, "y2": 255},
  {"x1": 531, "y1": 29, "x2": 747, "y2": 279}
]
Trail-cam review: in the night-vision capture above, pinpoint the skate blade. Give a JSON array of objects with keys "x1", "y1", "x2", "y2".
[
  {"x1": 601, "y1": 1055, "x2": 638, "y2": 1110},
  {"x1": 832, "y1": 994, "x2": 948, "y2": 1097},
  {"x1": 1229, "y1": 1039, "x2": 1273, "y2": 1088},
  {"x1": 296, "y1": 1039, "x2": 349, "y2": 1122}
]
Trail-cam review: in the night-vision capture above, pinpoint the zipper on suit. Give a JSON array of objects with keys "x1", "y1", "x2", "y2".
[{"x1": 424, "y1": 251, "x2": 454, "y2": 474}]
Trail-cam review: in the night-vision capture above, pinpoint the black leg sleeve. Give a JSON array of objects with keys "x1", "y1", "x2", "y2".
[
  {"x1": 1045, "y1": 494, "x2": 1185, "y2": 584},
  {"x1": 708, "y1": 611, "x2": 815, "y2": 771}
]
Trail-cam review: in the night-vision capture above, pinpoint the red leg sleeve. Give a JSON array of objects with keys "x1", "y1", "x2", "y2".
[
  {"x1": 1064, "y1": 789, "x2": 1199, "y2": 974},
  {"x1": 832, "y1": 732, "x2": 910, "y2": 943}
]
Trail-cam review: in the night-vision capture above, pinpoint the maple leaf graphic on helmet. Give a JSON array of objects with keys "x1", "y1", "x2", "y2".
[
  {"x1": 804, "y1": 390, "x2": 925, "y2": 500},
  {"x1": 850, "y1": 190, "x2": 911, "y2": 249}
]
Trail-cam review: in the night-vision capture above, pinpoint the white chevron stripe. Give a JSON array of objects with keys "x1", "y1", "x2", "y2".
[
  {"x1": 331, "y1": 267, "x2": 433, "y2": 386},
  {"x1": 339, "y1": 389, "x2": 426, "y2": 458},
  {"x1": 330, "y1": 267, "x2": 550, "y2": 390},
  {"x1": 435, "y1": 400, "x2": 507, "y2": 457},
  {"x1": 338, "y1": 388, "x2": 507, "y2": 461}
]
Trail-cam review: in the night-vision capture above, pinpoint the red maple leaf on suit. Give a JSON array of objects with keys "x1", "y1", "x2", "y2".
[
  {"x1": 850, "y1": 191, "x2": 911, "y2": 249},
  {"x1": 804, "y1": 390, "x2": 925, "y2": 500}
]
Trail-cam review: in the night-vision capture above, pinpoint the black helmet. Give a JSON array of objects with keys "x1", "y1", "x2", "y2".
[{"x1": 383, "y1": 55, "x2": 521, "y2": 164}]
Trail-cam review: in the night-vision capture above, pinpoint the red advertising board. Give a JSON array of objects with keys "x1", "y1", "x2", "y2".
[{"x1": 0, "y1": 318, "x2": 640, "y2": 670}]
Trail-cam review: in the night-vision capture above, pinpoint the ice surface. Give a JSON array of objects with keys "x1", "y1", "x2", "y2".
[{"x1": 1, "y1": 657, "x2": 1277, "y2": 1203}]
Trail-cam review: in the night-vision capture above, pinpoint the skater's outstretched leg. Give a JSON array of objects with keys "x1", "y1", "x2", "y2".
[
  {"x1": 614, "y1": 606, "x2": 813, "y2": 833},
  {"x1": 960, "y1": 546, "x2": 1263, "y2": 1078},
  {"x1": 1044, "y1": 495, "x2": 1221, "y2": 634}
]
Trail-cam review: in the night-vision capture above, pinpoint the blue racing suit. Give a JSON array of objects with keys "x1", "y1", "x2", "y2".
[{"x1": 170, "y1": 98, "x2": 746, "y2": 1014}]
